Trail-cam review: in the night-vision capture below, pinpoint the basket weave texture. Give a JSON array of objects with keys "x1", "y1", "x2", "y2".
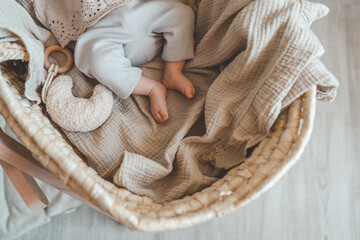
[{"x1": 0, "y1": 42, "x2": 315, "y2": 232}]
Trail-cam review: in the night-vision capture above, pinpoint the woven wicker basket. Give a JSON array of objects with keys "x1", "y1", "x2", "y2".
[{"x1": 0, "y1": 42, "x2": 315, "y2": 232}]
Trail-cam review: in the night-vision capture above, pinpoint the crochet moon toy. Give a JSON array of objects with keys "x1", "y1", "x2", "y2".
[
  {"x1": 45, "y1": 75, "x2": 113, "y2": 132},
  {"x1": 43, "y1": 45, "x2": 113, "y2": 132}
]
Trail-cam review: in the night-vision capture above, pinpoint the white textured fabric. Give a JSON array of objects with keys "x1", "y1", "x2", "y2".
[
  {"x1": 0, "y1": 0, "x2": 50, "y2": 104},
  {"x1": 61, "y1": 0, "x2": 338, "y2": 203},
  {"x1": 0, "y1": 3, "x2": 81, "y2": 237}
]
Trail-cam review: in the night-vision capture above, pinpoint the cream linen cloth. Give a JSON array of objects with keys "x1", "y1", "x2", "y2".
[
  {"x1": 0, "y1": 161, "x2": 81, "y2": 240},
  {"x1": 0, "y1": 0, "x2": 50, "y2": 103},
  {"x1": 0, "y1": 162, "x2": 81, "y2": 240},
  {"x1": 0, "y1": 2, "x2": 82, "y2": 238},
  {"x1": 0, "y1": 116, "x2": 81, "y2": 239},
  {"x1": 59, "y1": 0, "x2": 338, "y2": 203}
]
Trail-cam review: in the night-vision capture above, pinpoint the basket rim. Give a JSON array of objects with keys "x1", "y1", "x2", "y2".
[{"x1": 0, "y1": 44, "x2": 316, "y2": 232}]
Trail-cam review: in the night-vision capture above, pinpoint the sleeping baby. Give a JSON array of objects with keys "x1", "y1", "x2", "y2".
[{"x1": 74, "y1": 0, "x2": 195, "y2": 123}]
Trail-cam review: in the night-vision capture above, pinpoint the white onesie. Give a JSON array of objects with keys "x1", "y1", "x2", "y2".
[{"x1": 74, "y1": 0, "x2": 195, "y2": 99}]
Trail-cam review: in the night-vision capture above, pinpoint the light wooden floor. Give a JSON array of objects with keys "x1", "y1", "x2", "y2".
[{"x1": 15, "y1": 1, "x2": 360, "y2": 239}]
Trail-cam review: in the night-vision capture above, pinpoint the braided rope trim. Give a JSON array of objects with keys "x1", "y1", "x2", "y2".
[{"x1": 0, "y1": 42, "x2": 29, "y2": 62}]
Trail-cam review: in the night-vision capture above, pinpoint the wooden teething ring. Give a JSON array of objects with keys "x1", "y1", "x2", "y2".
[{"x1": 44, "y1": 45, "x2": 73, "y2": 73}]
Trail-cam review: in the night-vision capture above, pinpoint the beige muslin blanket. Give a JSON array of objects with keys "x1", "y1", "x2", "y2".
[{"x1": 14, "y1": 0, "x2": 338, "y2": 203}]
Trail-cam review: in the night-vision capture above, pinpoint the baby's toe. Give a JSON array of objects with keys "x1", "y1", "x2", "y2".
[
  {"x1": 185, "y1": 85, "x2": 195, "y2": 99},
  {"x1": 159, "y1": 109, "x2": 169, "y2": 122},
  {"x1": 155, "y1": 113, "x2": 164, "y2": 123},
  {"x1": 154, "y1": 110, "x2": 168, "y2": 123}
]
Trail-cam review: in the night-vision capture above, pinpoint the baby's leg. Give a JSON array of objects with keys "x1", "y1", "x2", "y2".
[
  {"x1": 162, "y1": 60, "x2": 195, "y2": 99},
  {"x1": 132, "y1": 76, "x2": 168, "y2": 123},
  {"x1": 75, "y1": 30, "x2": 168, "y2": 123},
  {"x1": 150, "y1": 2, "x2": 196, "y2": 98}
]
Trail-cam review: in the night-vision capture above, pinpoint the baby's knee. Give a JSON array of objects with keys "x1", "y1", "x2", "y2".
[{"x1": 169, "y1": 2, "x2": 195, "y2": 26}]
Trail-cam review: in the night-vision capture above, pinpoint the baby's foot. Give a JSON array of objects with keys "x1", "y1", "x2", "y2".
[
  {"x1": 148, "y1": 81, "x2": 169, "y2": 123},
  {"x1": 163, "y1": 70, "x2": 195, "y2": 99}
]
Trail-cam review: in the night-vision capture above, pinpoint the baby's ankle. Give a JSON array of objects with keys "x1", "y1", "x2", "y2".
[
  {"x1": 164, "y1": 67, "x2": 183, "y2": 76},
  {"x1": 148, "y1": 80, "x2": 165, "y2": 97},
  {"x1": 164, "y1": 60, "x2": 186, "y2": 74},
  {"x1": 164, "y1": 69, "x2": 186, "y2": 81}
]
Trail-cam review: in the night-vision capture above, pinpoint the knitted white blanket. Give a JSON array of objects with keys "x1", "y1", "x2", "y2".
[
  {"x1": 3, "y1": 0, "x2": 339, "y2": 203},
  {"x1": 0, "y1": 0, "x2": 50, "y2": 103},
  {"x1": 32, "y1": 0, "x2": 132, "y2": 47}
]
